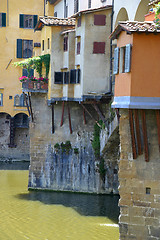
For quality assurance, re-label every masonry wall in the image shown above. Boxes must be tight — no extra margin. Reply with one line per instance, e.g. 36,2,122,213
0,113,30,161
28,93,119,194
119,109,160,240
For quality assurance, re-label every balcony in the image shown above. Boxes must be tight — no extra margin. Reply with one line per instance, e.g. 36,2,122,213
22,79,48,93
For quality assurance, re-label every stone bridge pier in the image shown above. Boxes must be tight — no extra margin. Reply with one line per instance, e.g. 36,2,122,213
118,109,160,240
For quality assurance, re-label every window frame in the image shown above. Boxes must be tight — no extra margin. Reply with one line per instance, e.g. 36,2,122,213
0,93,3,106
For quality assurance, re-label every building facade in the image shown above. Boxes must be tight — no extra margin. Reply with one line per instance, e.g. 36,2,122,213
0,0,43,161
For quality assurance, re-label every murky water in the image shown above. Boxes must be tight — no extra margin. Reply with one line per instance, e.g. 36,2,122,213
0,163,119,240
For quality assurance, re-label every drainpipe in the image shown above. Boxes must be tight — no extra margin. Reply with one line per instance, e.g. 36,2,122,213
44,0,46,16
109,0,114,95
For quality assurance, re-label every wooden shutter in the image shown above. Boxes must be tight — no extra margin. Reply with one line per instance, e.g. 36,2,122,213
94,15,106,26
124,44,132,73
33,15,38,28
55,72,63,84
64,72,69,84
76,69,80,84
19,14,24,28
93,42,105,54
70,69,76,84
17,39,22,58
113,47,119,75
2,13,6,27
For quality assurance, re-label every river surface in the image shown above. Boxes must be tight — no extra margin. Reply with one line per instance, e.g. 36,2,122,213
0,162,119,240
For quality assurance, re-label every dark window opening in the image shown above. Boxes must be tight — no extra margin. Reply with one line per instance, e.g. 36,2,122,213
54,12,57,17
64,37,68,52
55,72,63,84
19,14,38,29
0,13,6,27
88,0,91,8
0,93,3,106
9,96,12,100
74,0,79,13
14,114,29,128
42,40,44,51
77,17,81,27
64,72,69,84
48,38,50,49
17,39,33,58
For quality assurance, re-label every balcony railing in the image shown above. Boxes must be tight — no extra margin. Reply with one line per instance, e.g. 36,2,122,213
22,80,48,92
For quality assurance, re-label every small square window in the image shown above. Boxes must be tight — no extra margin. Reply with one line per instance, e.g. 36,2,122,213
9,96,12,99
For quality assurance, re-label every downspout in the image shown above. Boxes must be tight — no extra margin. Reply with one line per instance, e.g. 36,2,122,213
109,0,114,94
44,0,46,16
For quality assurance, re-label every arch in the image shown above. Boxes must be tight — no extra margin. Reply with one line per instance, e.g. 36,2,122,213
115,8,129,28
14,94,20,106
134,0,150,21
20,93,25,106
14,113,29,128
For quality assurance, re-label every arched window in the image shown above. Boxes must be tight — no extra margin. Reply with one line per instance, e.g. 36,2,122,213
20,93,25,106
14,95,20,106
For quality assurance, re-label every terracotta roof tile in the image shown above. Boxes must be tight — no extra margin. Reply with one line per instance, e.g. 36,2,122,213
110,21,160,39
35,17,75,30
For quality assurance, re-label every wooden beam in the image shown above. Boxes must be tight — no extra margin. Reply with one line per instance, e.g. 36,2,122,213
141,110,149,162
134,109,142,155
81,103,101,127
52,103,54,134
156,110,160,152
60,101,65,127
129,109,137,159
83,109,86,125
28,92,34,122
23,92,31,116
92,103,106,124
67,103,72,134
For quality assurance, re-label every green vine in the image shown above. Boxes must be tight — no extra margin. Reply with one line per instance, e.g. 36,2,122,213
154,2,160,25
13,54,50,78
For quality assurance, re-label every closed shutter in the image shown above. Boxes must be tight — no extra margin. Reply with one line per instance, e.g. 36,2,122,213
2,13,6,27
17,39,22,58
70,69,76,84
77,69,80,83
64,72,69,84
93,42,105,54
94,15,106,26
124,44,132,73
33,15,38,28
23,69,28,76
19,14,24,28
77,42,80,54
113,47,119,75
55,72,63,84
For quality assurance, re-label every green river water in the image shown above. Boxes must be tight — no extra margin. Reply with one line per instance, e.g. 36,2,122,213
0,163,119,240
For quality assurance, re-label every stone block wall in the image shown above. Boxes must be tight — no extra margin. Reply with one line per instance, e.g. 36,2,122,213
28,93,119,194
119,109,160,240
0,113,30,161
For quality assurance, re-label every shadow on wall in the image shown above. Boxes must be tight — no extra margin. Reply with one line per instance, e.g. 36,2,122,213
15,190,120,223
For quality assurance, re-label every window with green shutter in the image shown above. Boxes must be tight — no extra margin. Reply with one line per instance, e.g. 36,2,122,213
17,39,33,58
19,14,38,29
0,13,6,27
124,44,132,73
113,47,119,75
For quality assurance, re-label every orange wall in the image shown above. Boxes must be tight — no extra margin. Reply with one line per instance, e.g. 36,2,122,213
115,31,160,98
131,33,160,97
114,32,133,97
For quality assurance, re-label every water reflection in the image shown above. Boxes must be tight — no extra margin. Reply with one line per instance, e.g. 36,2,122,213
16,191,119,222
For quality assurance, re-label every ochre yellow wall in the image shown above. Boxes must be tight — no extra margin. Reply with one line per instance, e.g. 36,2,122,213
0,0,44,117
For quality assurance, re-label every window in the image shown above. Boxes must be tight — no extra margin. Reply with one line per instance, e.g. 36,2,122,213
42,40,44,51
14,113,29,128
17,39,33,58
93,42,105,54
22,68,34,77
54,70,80,84
88,0,91,8
77,17,81,27
0,93,3,106
77,42,80,55
14,94,27,107
0,13,6,27
94,15,106,26
113,44,132,75
74,0,79,13
64,0,68,18
64,37,68,52
48,38,50,49
19,14,38,29
54,12,57,17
